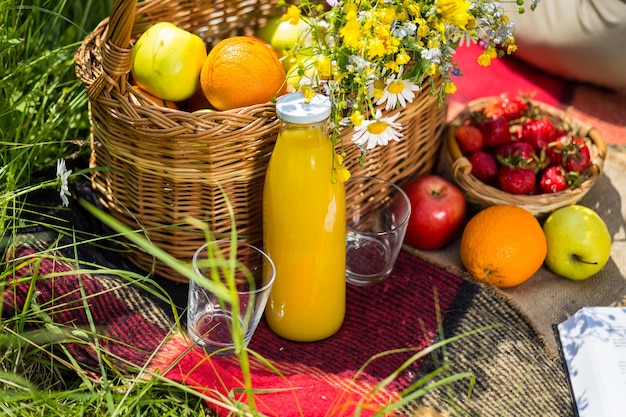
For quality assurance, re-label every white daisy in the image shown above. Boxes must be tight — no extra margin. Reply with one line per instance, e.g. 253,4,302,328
376,68,421,111
351,110,403,150
56,159,72,207
451,31,477,48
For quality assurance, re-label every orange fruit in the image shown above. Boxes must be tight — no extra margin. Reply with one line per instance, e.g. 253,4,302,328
200,36,287,111
459,205,547,288
130,85,179,109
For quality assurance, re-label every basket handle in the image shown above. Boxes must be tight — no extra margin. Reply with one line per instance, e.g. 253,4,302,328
588,127,606,176
86,0,137,101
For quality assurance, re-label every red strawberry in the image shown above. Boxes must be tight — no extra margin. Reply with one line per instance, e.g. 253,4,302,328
562,137,591,173
494,141,536,161
521,117,557,151
483,93,529,122
455,125,483,153
495,141,544,174
478,115,512,148
539,166,568,193
467,151,498,184
547,135,592,172
498,166,536,195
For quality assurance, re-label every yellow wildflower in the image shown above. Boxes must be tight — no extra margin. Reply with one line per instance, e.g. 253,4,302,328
316,55,332,79
340,17,361,49
301,85,316,101
370,79,386,100
477,52,492,66
396,52,411,66
416,19,430,37
385,61,400,73
368,37,388,59
343,2,358,19
405,3,421,17
443,81,457,94
282,5,301,25
505,37,518,54
436,0,472,30
350,110,364,127
333,153,351,183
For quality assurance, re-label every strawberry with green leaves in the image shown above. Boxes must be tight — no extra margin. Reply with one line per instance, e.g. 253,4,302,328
494,141,536,162
497,148,537,194
548,135,592,173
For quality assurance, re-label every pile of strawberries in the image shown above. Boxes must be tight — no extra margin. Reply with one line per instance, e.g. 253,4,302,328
454,93,593,195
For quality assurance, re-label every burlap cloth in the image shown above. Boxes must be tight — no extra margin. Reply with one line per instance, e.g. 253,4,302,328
410,146,626,355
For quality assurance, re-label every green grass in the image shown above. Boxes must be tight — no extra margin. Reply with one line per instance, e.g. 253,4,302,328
0,1,214,415
0,1,479,415
1,0,113,236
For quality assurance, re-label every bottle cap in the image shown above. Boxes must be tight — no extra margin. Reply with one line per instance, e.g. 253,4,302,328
275,92,331,124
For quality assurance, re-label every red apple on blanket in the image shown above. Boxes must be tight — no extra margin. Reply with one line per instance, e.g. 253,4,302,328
542,205,612,280
402,175,467,250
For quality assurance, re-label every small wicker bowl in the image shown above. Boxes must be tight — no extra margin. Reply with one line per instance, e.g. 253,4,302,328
444,97,607,216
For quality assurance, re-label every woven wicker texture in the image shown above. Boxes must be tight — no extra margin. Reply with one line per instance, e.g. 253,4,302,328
444,97,607,216
75,0,447,281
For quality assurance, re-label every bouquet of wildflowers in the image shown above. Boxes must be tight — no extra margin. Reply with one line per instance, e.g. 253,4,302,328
281,0,540,161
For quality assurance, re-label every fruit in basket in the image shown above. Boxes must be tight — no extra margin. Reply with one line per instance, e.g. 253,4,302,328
454,125,483,153
549,135,592,173
496,144,538,194
467,151,498,184
130,85,179,109
521,117,557,151
200,36,287,111
453,93,598,197
402,175,466,251
256,16,309,67
498,165,536,195
539,166,568,193
187,86,214,112
542,205,612,281
482,92,528,122
477,115,511,148
131,22,207,102
460,205,547,288
494,141,537,162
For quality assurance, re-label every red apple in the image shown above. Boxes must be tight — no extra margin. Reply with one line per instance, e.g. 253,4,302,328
402,175,467,250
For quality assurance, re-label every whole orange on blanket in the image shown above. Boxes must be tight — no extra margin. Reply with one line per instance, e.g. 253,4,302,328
460,205,547,288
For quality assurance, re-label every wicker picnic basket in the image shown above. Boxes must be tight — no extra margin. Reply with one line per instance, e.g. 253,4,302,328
444,97,607,217
74,0,447,282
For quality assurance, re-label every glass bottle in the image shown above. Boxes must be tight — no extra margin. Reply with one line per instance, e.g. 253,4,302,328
263,92,346,341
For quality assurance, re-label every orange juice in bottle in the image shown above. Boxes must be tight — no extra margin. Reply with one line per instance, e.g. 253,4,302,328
263,92,346,341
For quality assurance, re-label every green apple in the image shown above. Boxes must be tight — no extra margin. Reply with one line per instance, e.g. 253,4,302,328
131,22,207,102
256,16,309,69
542,205,612,280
